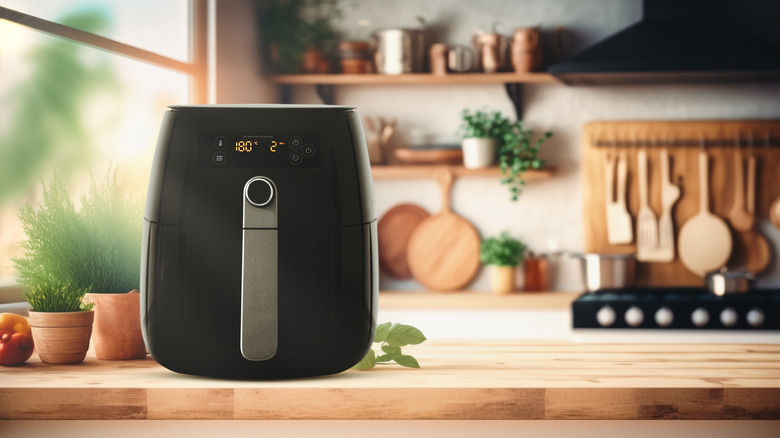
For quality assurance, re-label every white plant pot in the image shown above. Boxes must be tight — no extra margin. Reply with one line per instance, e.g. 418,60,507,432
461,137,496,169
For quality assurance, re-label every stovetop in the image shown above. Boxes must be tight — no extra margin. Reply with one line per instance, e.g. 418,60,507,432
572,288,780,330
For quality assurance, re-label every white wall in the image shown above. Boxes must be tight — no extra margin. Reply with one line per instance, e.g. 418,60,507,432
220,0,780,291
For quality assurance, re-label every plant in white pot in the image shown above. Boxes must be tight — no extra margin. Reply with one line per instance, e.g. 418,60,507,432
458,109,509,169
480,232,526,294
14,169,145,361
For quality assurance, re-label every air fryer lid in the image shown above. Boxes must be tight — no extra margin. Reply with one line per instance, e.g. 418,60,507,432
145,105,375,229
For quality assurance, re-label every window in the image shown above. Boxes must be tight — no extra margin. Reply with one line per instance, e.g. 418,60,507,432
0,0,207,282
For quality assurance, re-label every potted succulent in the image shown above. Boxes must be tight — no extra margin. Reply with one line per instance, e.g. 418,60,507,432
480,232,526,294
498,121,552,201
13,170,145,361
458,109,510,169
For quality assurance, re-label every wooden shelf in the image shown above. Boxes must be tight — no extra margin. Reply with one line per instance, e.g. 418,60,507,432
2,341,778,420
271,72,559,86
379,291,576,310
370,165,555,180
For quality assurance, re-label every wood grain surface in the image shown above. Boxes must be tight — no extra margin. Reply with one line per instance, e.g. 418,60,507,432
377,203,430,278
1,341,779,420
583,120,780,286
406,169,481,291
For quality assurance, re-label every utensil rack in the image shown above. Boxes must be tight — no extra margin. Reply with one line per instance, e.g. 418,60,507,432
583,120,780,287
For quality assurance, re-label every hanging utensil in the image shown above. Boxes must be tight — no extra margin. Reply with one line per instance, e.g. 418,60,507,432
678,143,733,277
728,131,770,273
605,150,633,245
728,133,753,232
642,147,680,262
636,147,659,261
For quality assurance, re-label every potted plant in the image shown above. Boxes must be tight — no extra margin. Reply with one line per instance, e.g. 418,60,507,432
13,170,145,361
23,281,93,365
480,232,526,294
458,109,509,169
499,121,552,201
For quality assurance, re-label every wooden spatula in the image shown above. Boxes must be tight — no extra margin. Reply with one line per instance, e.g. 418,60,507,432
678,150,733,276
636,148,659,261
641,148,680,262
605,151,633,245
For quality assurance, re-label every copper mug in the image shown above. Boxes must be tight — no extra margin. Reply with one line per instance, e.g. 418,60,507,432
511,27,542,72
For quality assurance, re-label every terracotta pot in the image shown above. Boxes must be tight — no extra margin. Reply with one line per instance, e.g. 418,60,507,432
490,266,516,294
86,290,147,360
28,310,94,365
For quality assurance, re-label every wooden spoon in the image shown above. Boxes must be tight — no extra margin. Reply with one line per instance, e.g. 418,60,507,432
727,142,753,232
729,149,770,273
678,150,733,277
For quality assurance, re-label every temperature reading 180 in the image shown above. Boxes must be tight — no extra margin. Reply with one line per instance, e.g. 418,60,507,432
235,141,256,152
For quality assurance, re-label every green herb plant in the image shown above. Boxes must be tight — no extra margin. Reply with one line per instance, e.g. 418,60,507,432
257,0,343,73
23,281,93,313
458,109,510,139
13,168,142,304
480,232,526,267
353,322,427,370
499,121,552,201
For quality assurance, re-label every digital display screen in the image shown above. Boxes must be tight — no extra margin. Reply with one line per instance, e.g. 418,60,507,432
198,132,321,168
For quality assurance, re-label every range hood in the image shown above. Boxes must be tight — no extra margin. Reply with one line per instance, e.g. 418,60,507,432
549,0,780,85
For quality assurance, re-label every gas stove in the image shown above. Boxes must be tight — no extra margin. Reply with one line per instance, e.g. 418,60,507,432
572,288,780,330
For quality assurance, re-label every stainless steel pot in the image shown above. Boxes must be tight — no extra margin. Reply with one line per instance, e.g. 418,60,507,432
574,253,636,292
706,270,754,296
372,29,425,75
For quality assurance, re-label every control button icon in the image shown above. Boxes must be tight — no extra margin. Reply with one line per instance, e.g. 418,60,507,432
289,137,302,149
213,152,226,165
214,136,227,149
289,151,303,165
302,143,315,157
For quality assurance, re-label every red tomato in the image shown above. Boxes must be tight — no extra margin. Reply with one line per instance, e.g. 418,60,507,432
0,330,34,365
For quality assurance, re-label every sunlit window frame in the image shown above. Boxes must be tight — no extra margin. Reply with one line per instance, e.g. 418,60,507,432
0,0,208,104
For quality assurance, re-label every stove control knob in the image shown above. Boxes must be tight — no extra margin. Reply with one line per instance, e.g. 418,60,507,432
746,308,765,328
720,307,738,327
691,307,709,327
596,306,616,327
654,307,674,327
624,306,644,327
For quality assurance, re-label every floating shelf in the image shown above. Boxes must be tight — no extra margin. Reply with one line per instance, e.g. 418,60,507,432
271,72,559,86
370,165,555,180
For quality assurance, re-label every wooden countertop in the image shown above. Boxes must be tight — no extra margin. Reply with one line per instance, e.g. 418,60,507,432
378,291,576,309
1,341,778,420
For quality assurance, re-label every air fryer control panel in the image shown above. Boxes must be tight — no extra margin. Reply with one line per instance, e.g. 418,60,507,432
198,132,321,168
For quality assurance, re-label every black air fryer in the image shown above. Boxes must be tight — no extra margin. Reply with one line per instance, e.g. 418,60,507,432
141,104,377,378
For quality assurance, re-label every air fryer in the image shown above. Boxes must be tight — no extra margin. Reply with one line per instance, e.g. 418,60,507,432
141,104,377,378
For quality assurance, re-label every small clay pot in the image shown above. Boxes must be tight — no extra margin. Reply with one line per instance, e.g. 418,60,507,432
86,290,147,360
490,266,516,294
28,310,94,365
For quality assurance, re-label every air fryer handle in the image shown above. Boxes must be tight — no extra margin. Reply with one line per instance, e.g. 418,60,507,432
241,176,279,361
240,229,278,361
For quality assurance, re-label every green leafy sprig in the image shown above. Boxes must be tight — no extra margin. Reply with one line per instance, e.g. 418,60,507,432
499,121,552,201
353,322,427,370
480,232,526,267
458,109,510,139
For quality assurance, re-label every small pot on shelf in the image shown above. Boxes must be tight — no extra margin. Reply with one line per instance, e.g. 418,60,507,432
461,137,496,169
490,265,516,294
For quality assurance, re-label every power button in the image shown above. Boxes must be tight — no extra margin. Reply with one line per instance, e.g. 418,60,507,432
245,177,274,207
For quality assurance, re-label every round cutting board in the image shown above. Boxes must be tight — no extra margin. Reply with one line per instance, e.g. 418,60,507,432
377,203,430,279
406,169,481,291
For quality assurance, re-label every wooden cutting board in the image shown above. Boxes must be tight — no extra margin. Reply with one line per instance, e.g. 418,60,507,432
406,168,481,291
377,203,430,279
